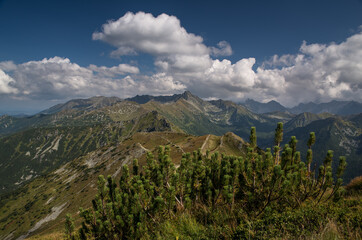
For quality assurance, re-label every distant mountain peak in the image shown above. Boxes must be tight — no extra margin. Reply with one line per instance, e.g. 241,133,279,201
126,91,201,104
178,91,204,103
180,90,194,99
267,100,279,104
209,99,238,110
290,100,362,115
40,96,123,114
242,98,287,114
182,90,192,95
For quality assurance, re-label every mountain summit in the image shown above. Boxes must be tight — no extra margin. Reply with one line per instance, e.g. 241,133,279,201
0,91,360,197
242,98,362,115
242,99,288,114
126,90,200,104
290,100,362,115
40,96,123,115
0,91,361,239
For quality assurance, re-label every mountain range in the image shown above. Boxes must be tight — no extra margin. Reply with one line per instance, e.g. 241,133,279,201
242,98,362,115
0,91,361,239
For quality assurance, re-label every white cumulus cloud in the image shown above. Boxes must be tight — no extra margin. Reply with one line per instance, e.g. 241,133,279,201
93,12,209,57
210,41,233,57
93,12,231,76
0,56,185,101
0,69,18,94
1,12,362,109
257,32,362,105
89,63,140,77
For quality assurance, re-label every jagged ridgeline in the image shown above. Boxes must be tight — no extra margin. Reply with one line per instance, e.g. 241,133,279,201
0,92,361,239
0,92,361,192
64,124,356,240
0,103,173,195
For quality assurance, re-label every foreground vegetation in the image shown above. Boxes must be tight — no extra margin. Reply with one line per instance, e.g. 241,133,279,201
64,123,361,239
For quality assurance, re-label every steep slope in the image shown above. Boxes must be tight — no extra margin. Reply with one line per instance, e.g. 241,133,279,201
128,91,282,138
290,100,362,115
348,113,362,129
241,99,362,116
0,131,248,240
143,93,280,142
128,91,281,136
130,92,362,170
144,98,228,136
285,117,361,183
126,93,179,104
39,96,123,115
0,91,362,193
0,110,173,195
261,111,295,122
214,100,278,136
0,115,21,136
284,112,335,131
0,97,124,137
0,92,361,239
242,99,288,113
126,90,198,104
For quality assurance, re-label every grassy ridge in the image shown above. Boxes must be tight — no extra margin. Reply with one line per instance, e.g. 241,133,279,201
61,138,360,240
0,111,172,195
0,132,247,239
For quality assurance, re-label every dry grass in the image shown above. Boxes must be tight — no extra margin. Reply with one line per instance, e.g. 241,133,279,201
345,175,362,196
27,231,64,240
308,221,341,240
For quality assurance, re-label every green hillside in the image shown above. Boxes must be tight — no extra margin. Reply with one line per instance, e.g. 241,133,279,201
0,110,173,195
0,131,248,239
0,92,360,189
284,112,335,131
0,92,361,239
285,117,361,183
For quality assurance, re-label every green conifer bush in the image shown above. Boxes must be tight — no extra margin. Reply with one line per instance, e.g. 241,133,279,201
66,123,354,239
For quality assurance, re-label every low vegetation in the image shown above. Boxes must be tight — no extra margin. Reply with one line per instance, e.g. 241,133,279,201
64,123,361,239
345,176,362,196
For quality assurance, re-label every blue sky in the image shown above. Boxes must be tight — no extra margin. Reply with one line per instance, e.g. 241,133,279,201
0,0,362,114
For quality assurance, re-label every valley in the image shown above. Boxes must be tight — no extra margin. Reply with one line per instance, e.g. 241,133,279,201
0,91,361,239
